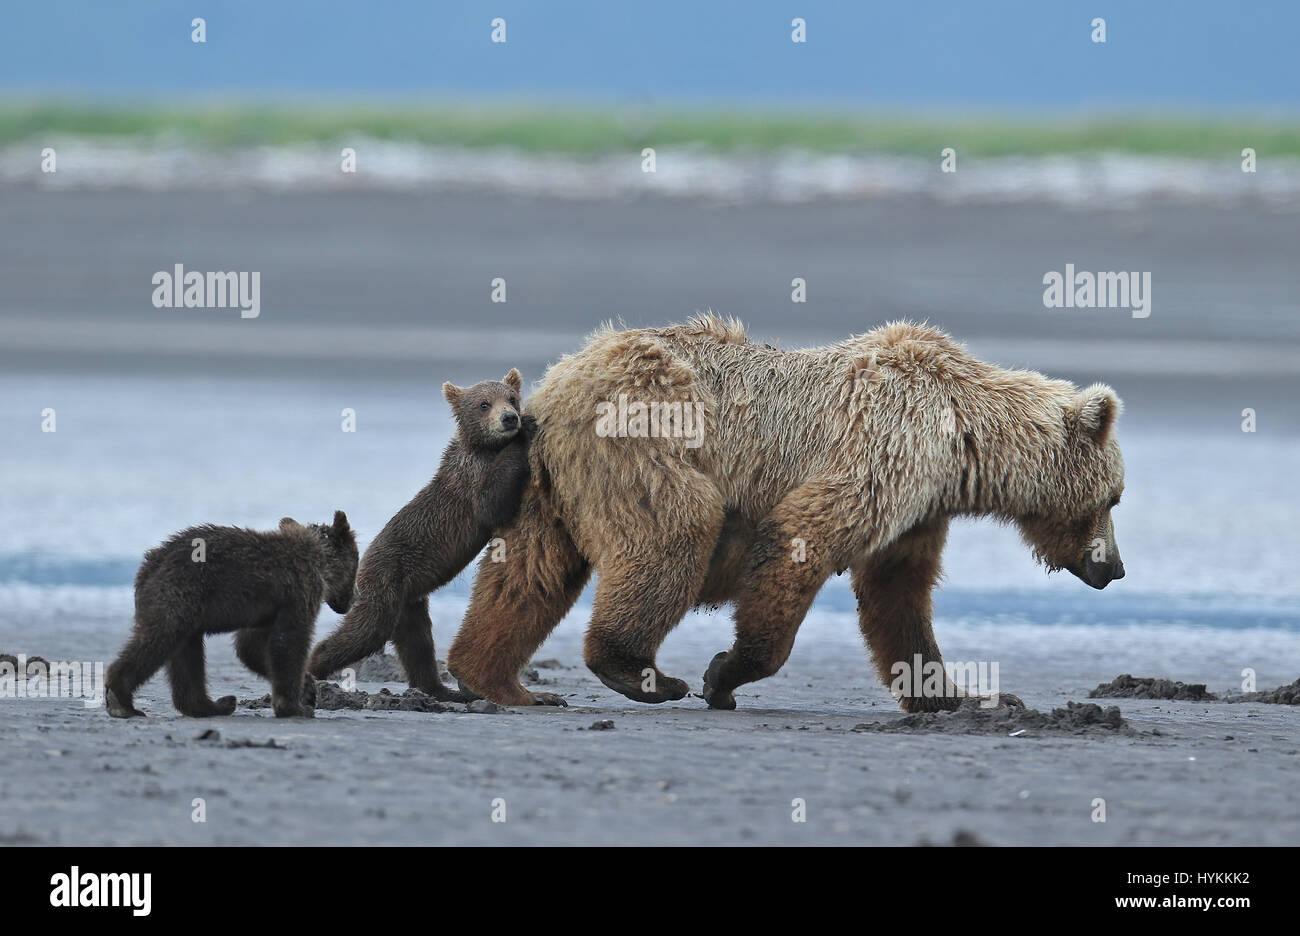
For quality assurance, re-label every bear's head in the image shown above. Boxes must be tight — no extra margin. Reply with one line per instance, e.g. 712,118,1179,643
282,511,359,613
1015,384,1126,590
442,369,525,449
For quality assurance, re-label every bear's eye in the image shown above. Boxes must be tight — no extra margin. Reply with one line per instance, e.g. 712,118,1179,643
479,401,490,410
510,397,518,407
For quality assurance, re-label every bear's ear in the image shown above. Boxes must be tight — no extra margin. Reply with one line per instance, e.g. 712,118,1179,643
502,368,523,393
442,381,463,406
279,517,302,532
332,510,350,537
1075,384,1122,443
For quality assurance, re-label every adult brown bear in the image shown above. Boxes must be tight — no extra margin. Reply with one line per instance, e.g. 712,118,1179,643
447,315,1125,711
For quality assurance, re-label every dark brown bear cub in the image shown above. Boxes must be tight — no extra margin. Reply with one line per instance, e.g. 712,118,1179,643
105,512,358,719
308,370,533,700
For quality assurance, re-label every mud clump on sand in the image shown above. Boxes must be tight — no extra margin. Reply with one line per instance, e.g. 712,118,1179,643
1090,674,1217,701
320,653,540,687
354,653,407,682
854,699,1131,736
195,728,286,749
1091,673,1300,705
240,682,506,714
1226,677,1300,705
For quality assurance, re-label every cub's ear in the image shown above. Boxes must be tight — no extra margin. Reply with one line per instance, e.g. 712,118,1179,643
332,510,351,537
442,382,463,406
502,368,523,393
1076,384,1122,443
279,517,302,532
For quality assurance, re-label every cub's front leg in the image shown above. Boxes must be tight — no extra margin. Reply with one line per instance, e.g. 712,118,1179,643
477,427,533,530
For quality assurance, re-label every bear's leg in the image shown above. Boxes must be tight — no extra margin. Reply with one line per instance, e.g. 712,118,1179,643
850,517,1018,712
584,489,724,703
307,585,398,681
267,608,316,718
702,481,846,709
104,616,185,718
237,627,316,708
393,595,474,702
583,551,707,703
233,627,271,677
448,490,591,706
167,633,237,717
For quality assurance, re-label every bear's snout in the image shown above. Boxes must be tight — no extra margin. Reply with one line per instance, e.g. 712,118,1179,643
500,410,519,431
1076,553,1125,589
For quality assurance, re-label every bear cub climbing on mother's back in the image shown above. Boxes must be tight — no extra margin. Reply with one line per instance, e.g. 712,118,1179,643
308,369,535,700
105,511,358,719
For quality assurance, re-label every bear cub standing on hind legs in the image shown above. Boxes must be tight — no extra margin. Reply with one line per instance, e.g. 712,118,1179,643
105,511,359,719
308,369,534,700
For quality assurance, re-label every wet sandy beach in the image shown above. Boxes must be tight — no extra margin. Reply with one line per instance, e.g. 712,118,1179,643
1,190,1296,846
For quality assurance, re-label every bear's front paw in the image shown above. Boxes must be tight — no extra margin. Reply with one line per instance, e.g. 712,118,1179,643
702,652,737,710
212,695,238,716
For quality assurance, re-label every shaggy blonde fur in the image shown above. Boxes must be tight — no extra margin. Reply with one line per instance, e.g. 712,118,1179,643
447,315,1126,710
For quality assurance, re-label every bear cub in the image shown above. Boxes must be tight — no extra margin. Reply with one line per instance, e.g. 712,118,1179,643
308,369,534,699
105,511,358,719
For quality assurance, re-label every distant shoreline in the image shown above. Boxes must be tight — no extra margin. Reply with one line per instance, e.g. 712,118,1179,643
5,102,1300,157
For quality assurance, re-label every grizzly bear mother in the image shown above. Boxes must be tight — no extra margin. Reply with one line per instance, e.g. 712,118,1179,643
447,315,1126,710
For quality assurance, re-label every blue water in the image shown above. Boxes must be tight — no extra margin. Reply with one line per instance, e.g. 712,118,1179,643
3,0,1298,112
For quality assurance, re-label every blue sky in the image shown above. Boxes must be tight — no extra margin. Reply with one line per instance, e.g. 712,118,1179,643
2,0,1297,113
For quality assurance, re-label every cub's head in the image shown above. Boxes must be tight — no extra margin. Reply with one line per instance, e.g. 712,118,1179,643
281,510,358,613
1015,384,1126,590
442,368,525,449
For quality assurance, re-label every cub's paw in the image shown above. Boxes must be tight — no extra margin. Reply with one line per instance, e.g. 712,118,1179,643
701,652,737,711
105,688,146,719
301,675,317,709
272,700,313,718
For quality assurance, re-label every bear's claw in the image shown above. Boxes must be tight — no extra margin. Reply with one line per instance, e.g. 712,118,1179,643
528,691,568,707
